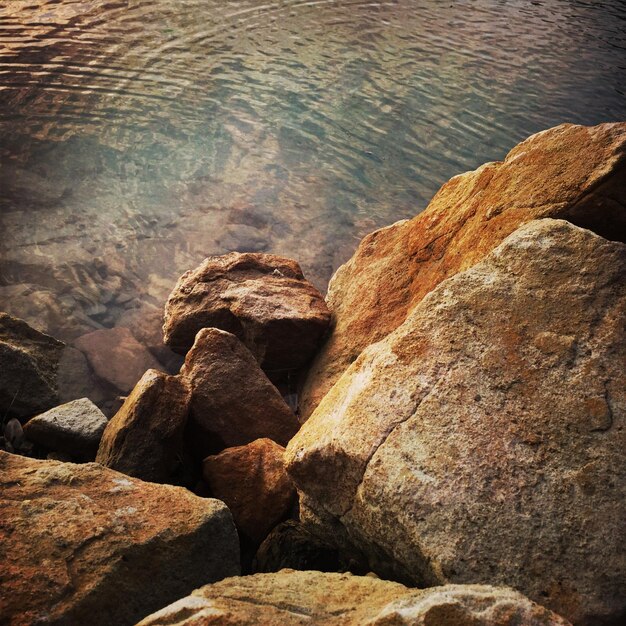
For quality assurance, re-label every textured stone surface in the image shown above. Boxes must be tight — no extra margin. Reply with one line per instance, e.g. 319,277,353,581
181,328,299,456
202,438,296,543
0,451,239,626
287,220,626,625
23,397,107,460
0,312,64,419
300,122,626,418
163,252,331,372
74,326,162,393
137,570,570,626
96,369,190,483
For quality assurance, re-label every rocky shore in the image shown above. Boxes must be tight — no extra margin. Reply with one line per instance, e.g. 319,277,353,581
1,122,624,626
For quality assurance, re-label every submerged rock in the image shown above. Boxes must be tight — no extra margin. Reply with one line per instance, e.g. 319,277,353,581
181,328,299,456
137,570,571,626
162,252,330,373
299,122,626,419
23,397,107,461
0,451,239,626
0,312,64,419
202,438,296,543
286,220,626,625
96,370,190,483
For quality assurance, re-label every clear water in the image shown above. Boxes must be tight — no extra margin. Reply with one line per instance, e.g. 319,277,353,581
1,0,625,406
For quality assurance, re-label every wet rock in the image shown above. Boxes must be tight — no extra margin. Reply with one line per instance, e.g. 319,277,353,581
287,220,626,626
181,328,299,456
136,570,571,626
0,312,65,419
299,122,626,419
202,438,296,543
96,369,190,483
163,252,331,372
74,326,163,394
0,451,239,626
57,346,106,406
23,397,107,461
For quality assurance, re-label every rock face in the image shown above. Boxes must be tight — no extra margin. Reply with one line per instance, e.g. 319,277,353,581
286,220,626,626
74,326,162,394
0,312,64,419
162,252,331,372
0,451,239,626
137,570,571,626
23,397,108,461
299,122,626,419
96,370,191,483
202,438,296,543
181,328,300,456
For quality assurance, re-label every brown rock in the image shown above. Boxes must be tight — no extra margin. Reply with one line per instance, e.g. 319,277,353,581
137,570,571,626
0,312,65,419
96,370,190,483
0,451,239,626
181,328,300,456
286,220,626,626
163,252,331,372
74,326,163,394
202,438,296,543
299,122,626,418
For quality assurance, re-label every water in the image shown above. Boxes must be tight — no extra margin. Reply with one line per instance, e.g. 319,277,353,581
1,0,625,408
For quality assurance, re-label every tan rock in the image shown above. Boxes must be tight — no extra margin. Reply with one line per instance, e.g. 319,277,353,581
181,328,300,456
74,326,162,393
163,252,330,372
202,438,296,543
286,220,626,626
96,370,190,483
0,451,239,626
137,570,571,626
299,122,626,418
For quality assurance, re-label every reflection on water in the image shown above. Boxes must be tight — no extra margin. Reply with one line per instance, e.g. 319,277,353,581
1,0,625,407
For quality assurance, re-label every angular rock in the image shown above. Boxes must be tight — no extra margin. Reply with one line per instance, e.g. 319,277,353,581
96,370,190,483
23,397,108,461
300,122,626,418
0,312,64,419
137,571,571,626
202,438,296,543
74,326,162,394
181,328,299,456
163,252,331,372
287,220,626,626
0,451,239,626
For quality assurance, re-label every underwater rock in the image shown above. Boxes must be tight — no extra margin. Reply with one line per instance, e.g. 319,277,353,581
162,252,330,373
23,397,107,461
202,438,296,544
96,370,190,483
136,570,571,626
286,220,626,625
0,451,239,626
299,122,626,419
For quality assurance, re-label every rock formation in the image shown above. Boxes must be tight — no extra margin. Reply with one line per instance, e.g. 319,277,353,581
299,122,626,419
137,570,571,626
162,252,330,373
286,220,626,625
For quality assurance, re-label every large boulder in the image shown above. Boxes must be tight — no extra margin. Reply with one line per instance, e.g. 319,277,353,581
23,397,107,461
181,328,300,456
96,369,190,483
0,451,239,626
286,220,626,626
299,122,626,419
162,252,331,372
137,570,570,626
0,312,64,419
202,438,296,543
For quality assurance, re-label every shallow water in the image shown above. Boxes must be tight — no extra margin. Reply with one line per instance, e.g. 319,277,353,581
1,1,625,407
